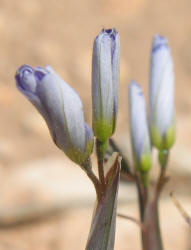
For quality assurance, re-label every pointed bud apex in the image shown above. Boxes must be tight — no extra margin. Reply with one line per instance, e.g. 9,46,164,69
150,35,175,150
15,65,94,165
129,81,152,172
92,28,120,142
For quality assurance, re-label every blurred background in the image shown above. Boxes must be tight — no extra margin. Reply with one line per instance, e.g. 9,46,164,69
0,0,191,249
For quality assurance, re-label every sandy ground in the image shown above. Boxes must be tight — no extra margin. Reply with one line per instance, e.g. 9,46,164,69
0,0,191,249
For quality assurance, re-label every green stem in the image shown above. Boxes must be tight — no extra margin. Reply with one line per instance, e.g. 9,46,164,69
158,150,169,169
136,172,148,214
156,150,169,197
141,171,150,188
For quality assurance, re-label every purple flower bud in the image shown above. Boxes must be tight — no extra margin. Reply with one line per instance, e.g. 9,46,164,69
129,81,152,172
15,65,94,165
92,28,120,142
150,35,175,150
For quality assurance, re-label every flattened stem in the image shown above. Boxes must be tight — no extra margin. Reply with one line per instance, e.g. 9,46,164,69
85,155,121,250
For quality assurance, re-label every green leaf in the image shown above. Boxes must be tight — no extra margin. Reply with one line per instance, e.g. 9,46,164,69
85,155,121,250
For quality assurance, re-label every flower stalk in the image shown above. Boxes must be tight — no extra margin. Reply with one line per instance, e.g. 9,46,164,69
96,139,107,187
128,34,175,250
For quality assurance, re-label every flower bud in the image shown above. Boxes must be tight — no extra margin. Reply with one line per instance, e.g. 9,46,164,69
150,35,175,150
129,81,152,172
92,28,120,142
15,65,94,165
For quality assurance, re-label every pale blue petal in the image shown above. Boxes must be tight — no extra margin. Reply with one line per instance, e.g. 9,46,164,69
129,81,151,159
150,34,175,135
37,69,86,153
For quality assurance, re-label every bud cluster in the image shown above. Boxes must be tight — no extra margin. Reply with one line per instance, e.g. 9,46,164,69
129,34,175,173
15,28,120,167
15,28,176,250
15,30,175,174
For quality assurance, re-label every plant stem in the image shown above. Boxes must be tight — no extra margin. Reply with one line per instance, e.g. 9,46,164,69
82,158,103,202
96,139,107,187
170,192,191,227
156,159,168,198
136,172,148,221
141,198,163,250
136,156,168,250
118,213,145,231
141,150,169,250
137,183,163,250
85,155,121,250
